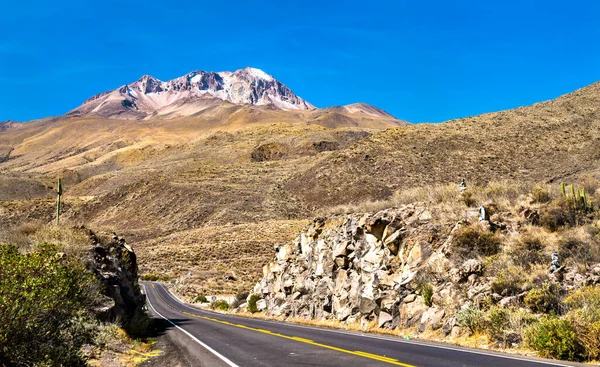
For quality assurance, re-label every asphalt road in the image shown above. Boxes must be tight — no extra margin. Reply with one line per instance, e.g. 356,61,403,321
142,282,583,367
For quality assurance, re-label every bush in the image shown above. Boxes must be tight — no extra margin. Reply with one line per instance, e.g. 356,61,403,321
557,229,600,267
531,186,552,204
564,286,600,360
211,300,230,311
194,295,209,303
231,292,249,309
451,225,502,261
525,316,582,361
510,234,546,270
540,199,579,232
418,281,434,307
487,306,537,345
141,273,160,281
524,282,561,314
456,305,485,334
0,244,101,366
248,294,260,313
491,266,527,297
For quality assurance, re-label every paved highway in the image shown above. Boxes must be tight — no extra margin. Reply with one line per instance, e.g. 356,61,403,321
142,282,582,367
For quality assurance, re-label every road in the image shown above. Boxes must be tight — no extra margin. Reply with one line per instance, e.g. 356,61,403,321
142,282,582,367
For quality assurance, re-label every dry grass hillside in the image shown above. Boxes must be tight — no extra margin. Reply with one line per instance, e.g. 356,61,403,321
1,82,600,295
0,103,403,294
287,81,600,210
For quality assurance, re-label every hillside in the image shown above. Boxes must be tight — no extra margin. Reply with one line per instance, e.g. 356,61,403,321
1,78,600,297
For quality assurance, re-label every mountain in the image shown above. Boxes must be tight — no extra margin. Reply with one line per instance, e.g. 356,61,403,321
5,69,599,297
67,67,316,119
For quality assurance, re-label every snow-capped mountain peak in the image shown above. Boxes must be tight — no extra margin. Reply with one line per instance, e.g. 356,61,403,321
68,67,315,119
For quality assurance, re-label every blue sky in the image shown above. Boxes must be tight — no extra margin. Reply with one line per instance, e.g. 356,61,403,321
1,0,599,123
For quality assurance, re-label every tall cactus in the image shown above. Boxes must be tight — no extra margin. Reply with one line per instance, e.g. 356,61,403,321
56,178,62,225
560,182,593,212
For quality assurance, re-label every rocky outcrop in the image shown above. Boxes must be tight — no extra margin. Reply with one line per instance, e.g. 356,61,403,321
251,204,600,337
86,229,145,326
251,204,460,331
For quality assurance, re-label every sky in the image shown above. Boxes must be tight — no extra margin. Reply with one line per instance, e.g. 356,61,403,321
1,1,600,123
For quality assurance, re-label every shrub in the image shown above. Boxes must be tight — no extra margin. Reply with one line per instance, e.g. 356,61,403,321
451,225,502,261
491,265,527,297
456,305,485,334
194,295,209,303
461,191,476,207
564,286,600,360
524,282,561,314
0,244,101,366
211,300,230,311
248,294,260,313
557,229,600,267
510,234,545,270
540,198,579,231
231,292,249,309
418,281,434,307
531,186,552,204
525,316,582,361
487,306,510,341
487,306,538,345
141,273,160,281
126,308,152,338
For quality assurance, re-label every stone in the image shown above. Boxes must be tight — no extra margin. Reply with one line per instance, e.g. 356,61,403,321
451,326,461,338
334,256,349,269
403,294,417,303
359,297,376,314
334,269,348,293
499,296,518,308
378,311,393,328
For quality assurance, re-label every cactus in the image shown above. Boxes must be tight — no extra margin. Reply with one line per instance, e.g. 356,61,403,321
560,182,593,213
56,178,62,225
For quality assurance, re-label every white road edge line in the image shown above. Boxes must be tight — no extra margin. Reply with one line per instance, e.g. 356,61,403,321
142,284,240,367
153,283,574,367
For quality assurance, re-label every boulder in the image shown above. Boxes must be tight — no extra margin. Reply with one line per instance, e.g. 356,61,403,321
378,311,393,328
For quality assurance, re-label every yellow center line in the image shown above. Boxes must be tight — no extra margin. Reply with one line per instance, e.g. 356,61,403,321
149,283,415,367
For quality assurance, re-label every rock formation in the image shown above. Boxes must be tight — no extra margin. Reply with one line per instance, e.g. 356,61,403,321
251,204,600,336
86,229,146,326
251,204,459,331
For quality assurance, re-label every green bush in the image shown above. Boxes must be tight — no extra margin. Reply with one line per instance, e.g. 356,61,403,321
456,305,485,334
141,273,160,281
525,316,582,361
451,225,502,261
486,306,537,345
248,294,260,313
418,281,434,307
195,294,209,303
564,286,600,360
491,266,527,297
211,300,230,311
0,244,101,366
524,282,561,314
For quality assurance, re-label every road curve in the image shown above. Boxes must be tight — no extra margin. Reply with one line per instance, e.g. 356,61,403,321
142,282,582,367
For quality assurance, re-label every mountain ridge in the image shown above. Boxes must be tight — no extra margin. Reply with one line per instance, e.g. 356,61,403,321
67,67,317,120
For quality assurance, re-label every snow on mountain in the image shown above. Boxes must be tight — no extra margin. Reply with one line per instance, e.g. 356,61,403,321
68,67,315,119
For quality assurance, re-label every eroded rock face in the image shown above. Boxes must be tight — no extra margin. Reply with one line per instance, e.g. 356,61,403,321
87,230,145,326
251,204,457,330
